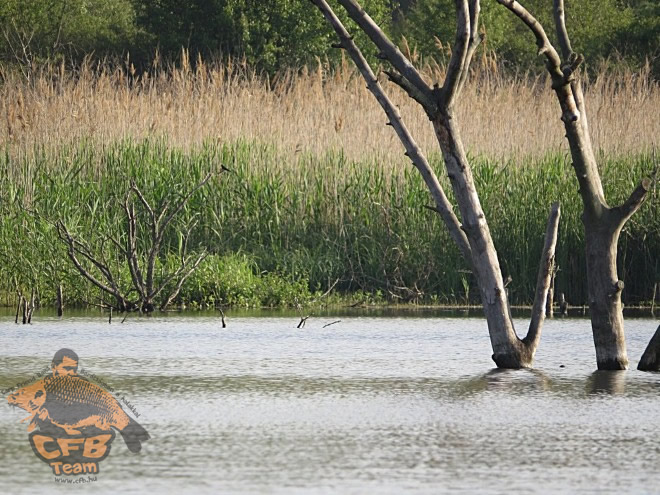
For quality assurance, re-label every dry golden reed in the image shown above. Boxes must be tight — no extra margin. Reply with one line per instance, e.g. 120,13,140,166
1,53,658,164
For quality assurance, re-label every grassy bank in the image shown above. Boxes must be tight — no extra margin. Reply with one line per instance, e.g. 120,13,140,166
1,61,657,309
0,140,657,309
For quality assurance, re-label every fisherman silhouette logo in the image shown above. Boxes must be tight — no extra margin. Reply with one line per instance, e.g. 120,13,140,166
6,349,150,476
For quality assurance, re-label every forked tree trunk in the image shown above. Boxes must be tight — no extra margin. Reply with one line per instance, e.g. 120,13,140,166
311,0,560,368
496,0,654,370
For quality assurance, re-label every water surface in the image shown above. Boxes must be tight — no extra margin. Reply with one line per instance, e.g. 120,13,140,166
1,312,659,494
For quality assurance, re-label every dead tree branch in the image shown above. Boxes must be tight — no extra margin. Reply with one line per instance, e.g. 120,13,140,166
442,0,471,107
523,202,561,350
56,220,130,310
310,0,470,261
56,174,215,313
313,0,562,369
335,0,435,106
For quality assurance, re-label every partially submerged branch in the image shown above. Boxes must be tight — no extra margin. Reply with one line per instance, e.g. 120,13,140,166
297,315,310,329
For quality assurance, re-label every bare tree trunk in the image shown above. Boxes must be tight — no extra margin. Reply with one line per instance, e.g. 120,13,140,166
432,114,521,367
585,221,628,368
496,0,654,370
638,325,660,371
311,0,561,368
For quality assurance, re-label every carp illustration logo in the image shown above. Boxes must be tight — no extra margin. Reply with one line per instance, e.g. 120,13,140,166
6,348,150,477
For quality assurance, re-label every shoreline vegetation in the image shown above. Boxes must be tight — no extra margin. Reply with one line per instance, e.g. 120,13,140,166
1,61,658,311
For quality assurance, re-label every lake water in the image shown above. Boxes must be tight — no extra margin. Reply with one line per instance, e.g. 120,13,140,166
1,310,659,494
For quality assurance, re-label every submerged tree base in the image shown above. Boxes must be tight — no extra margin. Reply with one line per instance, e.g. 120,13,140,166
638,325,660,372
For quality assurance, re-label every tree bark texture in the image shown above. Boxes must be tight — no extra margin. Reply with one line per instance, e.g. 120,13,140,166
495,0,654,370
311,0,561,368
432,115,518,366
584,218,628,369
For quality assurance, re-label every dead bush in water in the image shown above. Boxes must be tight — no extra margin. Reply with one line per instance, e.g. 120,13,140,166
55,173,218,313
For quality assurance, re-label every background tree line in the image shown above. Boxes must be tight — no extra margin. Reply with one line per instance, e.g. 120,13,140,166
1,0,658,77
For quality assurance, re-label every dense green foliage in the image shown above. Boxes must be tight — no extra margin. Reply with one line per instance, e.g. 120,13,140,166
131,0,394,72
0,0,138,64
0,140,657,309
0,0,395,73
0,1,657,76
397,0,653,71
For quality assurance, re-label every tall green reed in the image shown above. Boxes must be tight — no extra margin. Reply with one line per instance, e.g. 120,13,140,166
0,139,656,308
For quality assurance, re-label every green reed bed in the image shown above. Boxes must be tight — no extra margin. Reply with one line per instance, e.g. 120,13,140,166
0,139,657,309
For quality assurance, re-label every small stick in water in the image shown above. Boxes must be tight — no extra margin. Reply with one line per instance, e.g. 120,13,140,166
322,320,341,328
57,284,64,317
22,297,28,324
27,289,35,324
219,308,227,328
108,307,113,324
558,293,569,315
297,315,310,329
15,295,21,324
546,266,557,318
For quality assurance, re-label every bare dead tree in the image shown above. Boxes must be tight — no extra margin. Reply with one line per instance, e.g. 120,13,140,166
1,19,36,81
496,0,656,370
310,0,560,368
56,173,214,313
